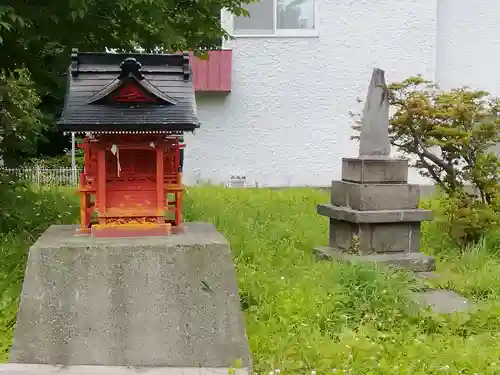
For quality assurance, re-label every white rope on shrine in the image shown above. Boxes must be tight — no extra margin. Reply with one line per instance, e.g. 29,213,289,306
110,144,122,177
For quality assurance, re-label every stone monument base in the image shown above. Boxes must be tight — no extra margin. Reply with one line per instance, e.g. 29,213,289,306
314,246,435,272
9,223,251,371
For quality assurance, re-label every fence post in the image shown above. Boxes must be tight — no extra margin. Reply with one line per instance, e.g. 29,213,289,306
35,165,41,187
71,132,77,186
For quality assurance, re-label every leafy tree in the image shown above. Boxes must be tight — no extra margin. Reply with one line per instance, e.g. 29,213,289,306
0,68,43,165
0,0,251,163
351,76,500,246
385,77,500,204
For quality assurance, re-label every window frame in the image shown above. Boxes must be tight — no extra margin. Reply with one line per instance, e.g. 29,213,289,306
230,0,319,38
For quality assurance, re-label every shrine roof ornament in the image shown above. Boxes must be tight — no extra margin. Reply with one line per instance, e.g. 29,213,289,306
86,57,179,105
57,49,200,133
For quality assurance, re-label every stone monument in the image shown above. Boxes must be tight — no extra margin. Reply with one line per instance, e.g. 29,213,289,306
315,68,435,272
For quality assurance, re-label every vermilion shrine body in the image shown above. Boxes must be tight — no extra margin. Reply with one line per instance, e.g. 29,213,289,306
58,50,200,237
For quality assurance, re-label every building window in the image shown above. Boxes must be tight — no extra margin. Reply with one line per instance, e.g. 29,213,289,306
233,0,316,37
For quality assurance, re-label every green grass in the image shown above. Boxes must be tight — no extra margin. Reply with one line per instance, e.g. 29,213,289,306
1,185,500,374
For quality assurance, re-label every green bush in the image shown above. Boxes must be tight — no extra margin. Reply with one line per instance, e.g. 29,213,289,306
435,193,499,246
23,144,84,169
0,68,44,166
0,174,79,235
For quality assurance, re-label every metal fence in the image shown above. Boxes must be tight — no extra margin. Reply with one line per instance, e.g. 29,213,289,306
1,167,82,187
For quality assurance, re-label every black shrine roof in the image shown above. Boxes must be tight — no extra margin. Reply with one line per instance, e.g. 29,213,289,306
57,49,200,133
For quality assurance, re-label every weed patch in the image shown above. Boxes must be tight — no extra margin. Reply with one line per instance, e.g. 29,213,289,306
0,185,499,373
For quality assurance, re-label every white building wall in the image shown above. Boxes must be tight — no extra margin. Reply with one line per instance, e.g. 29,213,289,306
436,0,500,94
184,0,438,187
435,0,500,157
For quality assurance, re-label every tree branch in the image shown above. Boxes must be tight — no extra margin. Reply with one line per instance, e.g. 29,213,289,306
414,136,456,180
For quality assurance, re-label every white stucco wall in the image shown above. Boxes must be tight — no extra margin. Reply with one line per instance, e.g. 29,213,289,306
437,0,500,156
436,0,500,94
184,0,438,187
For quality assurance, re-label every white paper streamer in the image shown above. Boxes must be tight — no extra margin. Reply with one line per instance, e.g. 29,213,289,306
111,144,122,177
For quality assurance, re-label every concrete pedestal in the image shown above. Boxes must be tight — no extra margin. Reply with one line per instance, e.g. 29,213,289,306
9,223,251,371
0,364,249,375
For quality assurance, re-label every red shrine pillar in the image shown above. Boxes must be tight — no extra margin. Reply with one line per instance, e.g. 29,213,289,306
175,141,183,226
156,145,165,224
78,140,90,233
96,146,107,225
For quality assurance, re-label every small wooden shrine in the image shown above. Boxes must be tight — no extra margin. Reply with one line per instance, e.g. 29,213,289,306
58,49,200,237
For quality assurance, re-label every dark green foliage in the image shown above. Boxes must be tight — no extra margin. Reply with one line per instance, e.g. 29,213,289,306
0,69,43,165
0,0,253,163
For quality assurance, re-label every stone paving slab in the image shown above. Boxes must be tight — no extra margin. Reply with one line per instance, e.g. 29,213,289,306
415,273,473,314
0,364,249,375
417,289,473,314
